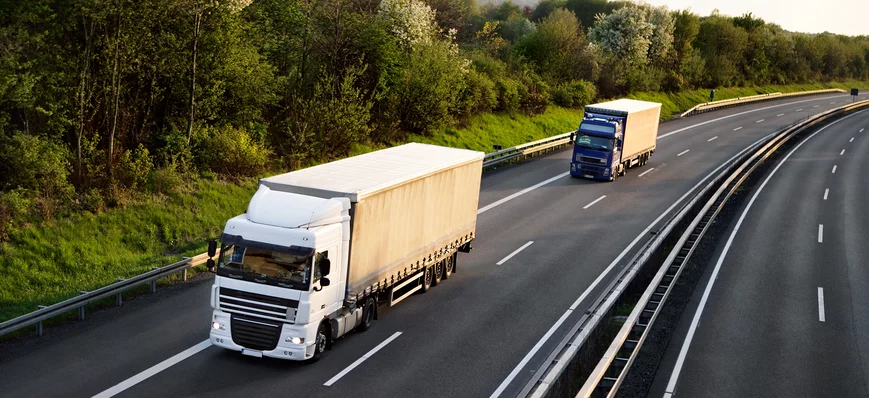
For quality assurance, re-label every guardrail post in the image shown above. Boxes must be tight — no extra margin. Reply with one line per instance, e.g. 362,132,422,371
182,268,188,281
150,267,158,293
116,278,124,306
79,291,87,320
36,305,46,336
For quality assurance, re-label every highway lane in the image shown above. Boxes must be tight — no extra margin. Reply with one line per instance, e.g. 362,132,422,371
650,109,869,397
0,91,864,398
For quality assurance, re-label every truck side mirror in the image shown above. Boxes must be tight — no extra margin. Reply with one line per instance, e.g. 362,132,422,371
320,259,331,276
569,132,575,143
320,278,331,287
207,258,216,272
207,239,217,258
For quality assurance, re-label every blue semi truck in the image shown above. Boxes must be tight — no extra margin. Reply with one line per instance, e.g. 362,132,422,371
569,99,662,181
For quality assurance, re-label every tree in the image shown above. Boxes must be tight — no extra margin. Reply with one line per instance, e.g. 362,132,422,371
518,8,597,83
589,5,653,67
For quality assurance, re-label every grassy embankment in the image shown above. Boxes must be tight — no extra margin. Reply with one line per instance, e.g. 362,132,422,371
2,80,866,323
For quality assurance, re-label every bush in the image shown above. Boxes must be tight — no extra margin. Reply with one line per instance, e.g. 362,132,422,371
0,188,32,241
456,69,498,119
118,144,154,190
519,78,550,116
0,132,74,221
552,80,598,108
195,126,272,178
495,77,521,113
80,188,105,213
151,163,185,196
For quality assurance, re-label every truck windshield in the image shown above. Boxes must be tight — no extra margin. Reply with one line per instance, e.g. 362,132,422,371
575,134,614,151
217,244,312,290
579,122,615,135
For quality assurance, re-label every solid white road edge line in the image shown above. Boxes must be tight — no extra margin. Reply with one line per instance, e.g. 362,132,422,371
496,241,534,266
662,108,868,397
92,339,212,398
818,287,826,322
324,332,403,386
489,132,778,398
583,195,607,209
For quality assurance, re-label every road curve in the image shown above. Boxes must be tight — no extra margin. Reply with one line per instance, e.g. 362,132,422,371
650,108,869,397
0,91,866,398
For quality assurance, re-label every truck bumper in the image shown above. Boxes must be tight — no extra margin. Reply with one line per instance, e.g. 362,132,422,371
570,162,610,181
209,310,315,361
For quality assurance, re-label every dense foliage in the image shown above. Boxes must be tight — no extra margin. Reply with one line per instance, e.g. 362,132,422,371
2,0,868,239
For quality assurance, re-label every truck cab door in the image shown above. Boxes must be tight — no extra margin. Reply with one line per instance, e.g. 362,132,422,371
310,249,341,319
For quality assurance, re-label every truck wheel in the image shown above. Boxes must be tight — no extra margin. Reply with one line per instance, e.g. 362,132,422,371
432,260,443,286
358,298,376,332
310,322,328,362
420,267,432,293
443,254,454,280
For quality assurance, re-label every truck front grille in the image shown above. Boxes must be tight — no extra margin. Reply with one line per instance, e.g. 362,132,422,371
231,314,281,351
578,164,606,174
579,155,606,164
218,287,298,323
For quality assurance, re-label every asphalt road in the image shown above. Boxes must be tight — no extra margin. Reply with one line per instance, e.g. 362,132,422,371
1,92,866,398
650,108,869,397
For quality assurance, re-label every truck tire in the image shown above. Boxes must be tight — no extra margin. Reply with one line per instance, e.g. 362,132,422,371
443,253,454,279
419,267,432,293
358,298,376,332
432,259,443,286
310,322,328,362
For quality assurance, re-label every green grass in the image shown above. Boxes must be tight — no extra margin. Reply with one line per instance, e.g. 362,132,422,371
3,79,867,323
630,80,869,120
0,178,256,322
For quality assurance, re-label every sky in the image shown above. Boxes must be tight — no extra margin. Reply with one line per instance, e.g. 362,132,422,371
482,0,868,36
642,0,868,36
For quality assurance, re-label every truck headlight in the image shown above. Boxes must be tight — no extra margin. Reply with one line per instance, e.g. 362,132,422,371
212,321,225,330
604,168,610,176
285,336,304,344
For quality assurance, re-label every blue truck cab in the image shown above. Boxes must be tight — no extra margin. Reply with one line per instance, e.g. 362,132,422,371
569,99,662,182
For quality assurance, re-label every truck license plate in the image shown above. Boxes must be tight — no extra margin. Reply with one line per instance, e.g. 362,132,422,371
241,349,263,358
584,174,593,179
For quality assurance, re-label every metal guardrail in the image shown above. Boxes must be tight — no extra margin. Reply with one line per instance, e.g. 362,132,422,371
0,250,220,338
679,88,846,117
519,99,869,398
483,132,574,168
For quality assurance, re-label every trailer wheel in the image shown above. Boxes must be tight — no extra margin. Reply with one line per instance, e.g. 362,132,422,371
310,322,328,362
432,260,443,286
443,253,454,280
358,298,376,332
420,267,432,293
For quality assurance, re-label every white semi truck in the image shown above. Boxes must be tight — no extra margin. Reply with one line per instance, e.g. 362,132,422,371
206,143,483,361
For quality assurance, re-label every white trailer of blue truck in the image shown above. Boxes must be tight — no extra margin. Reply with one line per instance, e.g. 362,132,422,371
205,143,483,361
